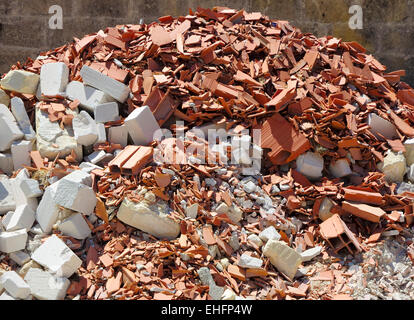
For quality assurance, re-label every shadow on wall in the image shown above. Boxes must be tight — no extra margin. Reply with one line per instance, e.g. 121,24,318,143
0,0,413,85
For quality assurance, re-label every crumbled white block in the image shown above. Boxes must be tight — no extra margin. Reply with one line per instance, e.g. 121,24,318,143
66,81,115,113
24,268,70,300
39,62,69,97
58,213,91,240
0,178,16,214
31,235,82,278
404,138,414,167
108,125,128,147
62,169,92,187
0,89,10,106
10,97,36,141
94,102,119,123
79,162,102,173
0,271,30,299
247,234,263,247
9,251,30,266
85,150,110,165
10,169,38,212
186,203,199,219
0,153,13,175
237,253,263,269
0,291,15,300
36,182,60,233
72,111,98,146
96,123,107,144
263,240,302,280
0,70,40,95
80,65,130,103
259,226,281,243
2,205,35,231
329,159,352,178
0,117,24,152
53,179,97,215
408,164,414,183
125,106,161,146
11,140,32,171
35,103,83,161
0,103,17,123
296,152,324,180
368,113,398,140
301,246,323,262
380,151,407,183
19,179,42,198
0,229,27,253
117,198,180,240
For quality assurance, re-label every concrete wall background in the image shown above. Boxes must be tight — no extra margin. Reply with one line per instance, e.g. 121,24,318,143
1,0,414,85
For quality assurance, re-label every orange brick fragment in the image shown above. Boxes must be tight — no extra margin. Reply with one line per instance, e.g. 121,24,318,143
342,201,386,223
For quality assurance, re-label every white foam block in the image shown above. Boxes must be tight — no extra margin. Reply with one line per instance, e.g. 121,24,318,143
53,179,97,215
0,271,30,299
73,111,99,146
11,140,33,171
80,65,130,103
0,229,27,253
36,182,60,233
66,81,115,113
62,170,92,187
94,102,119,123
19,179,42,198
10,169,38,212
124,106,160,146
40,62,69,97
31,234,82,278
0,153,13,176
24,268,70,300
0,70,39,95
10,97,36,141
0,179,16,214
0,117,24,152
58,213,91,240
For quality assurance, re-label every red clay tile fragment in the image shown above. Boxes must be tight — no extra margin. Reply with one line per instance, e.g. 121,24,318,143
342,188,383,206
342,201,385,223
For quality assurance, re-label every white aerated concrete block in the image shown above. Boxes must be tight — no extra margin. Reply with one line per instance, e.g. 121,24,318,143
125,106,160,146
66,81,115,113
380,151,407,183
94,102,119,123
2,205,35,231
368,113,398,140
11,169,38,212
0,116,24,152
80,65,130,103
40,62,69,97
11,140,33,171
85,150,110,165
53,179,97,215
31,235,82,278
96,123,107,144
0,89,10,106
0,271,30,299
404,138,414,167
117,198,180,240
73,111,99,146
0,153,13,175
301,246,323,262
24,268,70,300
62,170,92,187
0,179,16,214
9,251,30,266
0,229,27,253
58,213,91,240
36,182,60,233
296,152,324,180
19,179,42,198
263,240,302,280
108,125,128,147
0,70,40,95
329,159,352,178
259,226,281,243
10,97,36,141
79,162,102,173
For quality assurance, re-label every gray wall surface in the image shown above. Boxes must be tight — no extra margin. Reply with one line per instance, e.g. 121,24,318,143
1,0,414,85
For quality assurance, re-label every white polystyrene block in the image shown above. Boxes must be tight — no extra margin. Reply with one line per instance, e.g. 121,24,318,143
61,170,92,187
24,268,70,300
36,182,60,233
0,229,27,253
58,213,91,240
0,153,13,176
0,117,24,152
10,97,36,141
0,178,16,214
108,125,128,147
66,81,115,113
94,102,119,123
2,204,35,231
0,70,39,95
124,106,160,146
31,234,82,278
73,111,98,146
11,140,33,171
0,271,30,299
19,179,42,198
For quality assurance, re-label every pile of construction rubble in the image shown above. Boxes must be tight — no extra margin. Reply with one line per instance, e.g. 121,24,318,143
0,7,414,300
